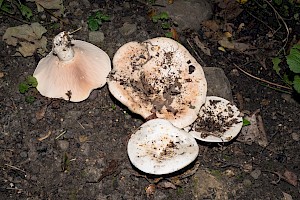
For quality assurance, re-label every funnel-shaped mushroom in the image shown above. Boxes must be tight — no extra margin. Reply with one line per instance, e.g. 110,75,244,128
108,37,207,128
33,31,111,102
127,118,199,175
184,96,243,142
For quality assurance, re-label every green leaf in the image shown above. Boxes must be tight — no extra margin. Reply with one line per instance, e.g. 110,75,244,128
242,118,251,126
283,73,293,85
286,44,300,73
293,75,300,93
19,83,29,94
165,32,173,38
19,4,33,19
151,15,160,23
273,0,282,5
25,96,35,103
1,2,14,14
158,12,169,20
88,19,99,31
26,76,38,87
272,57,281,75
0,0,4,8
161,22,171,29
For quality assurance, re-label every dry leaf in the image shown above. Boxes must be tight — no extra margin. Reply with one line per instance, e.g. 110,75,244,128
0,72,4,78
283,170,298,187
238,109,268,147
158,181,177,189
36,105,48,120
201,20,220,32
192,34,211,56
282,192,293,200
3,23,47,57
79,135,88,143
170,27,179,41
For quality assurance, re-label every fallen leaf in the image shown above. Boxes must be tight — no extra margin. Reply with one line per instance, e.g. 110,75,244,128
3,23,47,57
79,135,88,143
170,27,179,41
158,181,177,189
0,72,4,78
238,109,268,147
36,105,48,120
192,33,211,56
282,192,293,200
201,20,220,32
283,170,298,186
28,0,64,16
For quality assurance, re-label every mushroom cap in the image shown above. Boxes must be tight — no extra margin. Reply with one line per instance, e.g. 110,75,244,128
33,39,111,102
184,96,243,142
108,37,207,128
127,118,199,175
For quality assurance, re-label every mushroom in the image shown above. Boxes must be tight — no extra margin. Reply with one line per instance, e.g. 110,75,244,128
108,37,207,128
127,118,199,175
184,96,243,142
33,31,111,102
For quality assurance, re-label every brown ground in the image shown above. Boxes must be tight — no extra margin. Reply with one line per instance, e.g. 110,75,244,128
1,1,300,199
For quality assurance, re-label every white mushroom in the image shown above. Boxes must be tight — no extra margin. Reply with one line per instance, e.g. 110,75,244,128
127,118,199,175
33,31,111,102
108,37,207,128
184,96,243,142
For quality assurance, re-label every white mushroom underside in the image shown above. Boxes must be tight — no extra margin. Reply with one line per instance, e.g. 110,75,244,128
108,37,207,128
34,40,111,102
127,119,199,175
185,96,243,142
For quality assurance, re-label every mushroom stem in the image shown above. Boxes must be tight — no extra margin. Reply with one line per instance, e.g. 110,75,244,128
52,31,74,61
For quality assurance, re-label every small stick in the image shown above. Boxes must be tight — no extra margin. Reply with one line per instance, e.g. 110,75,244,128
5,164,26,173
234,64,292,90
55,130,67,139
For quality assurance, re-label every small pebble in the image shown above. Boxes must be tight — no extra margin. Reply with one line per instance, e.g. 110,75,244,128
291,132,299,141
250,169,261,180
57,140,69,151
243,179,252,187
20,151,28,158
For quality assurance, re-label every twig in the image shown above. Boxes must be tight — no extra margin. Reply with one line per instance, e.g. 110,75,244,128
4,164,26,173
37,130,52,141
186,38,206,67
262,0,290,55
55,130,67,139
1,12,30,24
234,64,292,91
37,3,68,25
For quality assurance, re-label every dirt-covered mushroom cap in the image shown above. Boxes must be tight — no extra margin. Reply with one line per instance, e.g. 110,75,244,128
33,31,111,102
184,96,243,142
108,37,207,128
127,118,199,175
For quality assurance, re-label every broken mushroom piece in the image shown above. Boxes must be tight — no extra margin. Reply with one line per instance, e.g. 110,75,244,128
185,96,243,142
33,31,111,102
108,37,207,128
128,118,199,175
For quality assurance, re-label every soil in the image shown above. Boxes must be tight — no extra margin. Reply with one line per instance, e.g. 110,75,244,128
1,1,300,200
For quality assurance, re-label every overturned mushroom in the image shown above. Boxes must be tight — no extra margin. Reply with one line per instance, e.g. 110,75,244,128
185,96,243,142
127,118,199,175
33,31,111,102
108,37,207,128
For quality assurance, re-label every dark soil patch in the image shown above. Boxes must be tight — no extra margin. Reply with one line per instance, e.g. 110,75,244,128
1,1,300,199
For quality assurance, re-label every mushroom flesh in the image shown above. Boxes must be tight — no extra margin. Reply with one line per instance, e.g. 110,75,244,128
33,31,111,102
127,118,199,175
108,37,207,128
184,96,243,142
